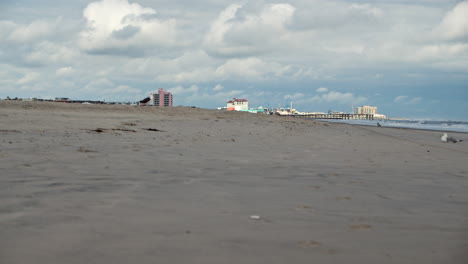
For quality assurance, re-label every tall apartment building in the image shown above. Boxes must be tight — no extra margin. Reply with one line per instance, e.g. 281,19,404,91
355,105,377,115
150,88,173,107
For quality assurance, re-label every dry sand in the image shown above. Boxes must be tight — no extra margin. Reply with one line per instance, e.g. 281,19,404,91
1,101,467,264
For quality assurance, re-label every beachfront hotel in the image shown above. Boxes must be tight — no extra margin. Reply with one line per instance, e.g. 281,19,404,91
354,105,386,119
138,88,173,106
149,88,173,107
226,98,249,111
355,105,377,115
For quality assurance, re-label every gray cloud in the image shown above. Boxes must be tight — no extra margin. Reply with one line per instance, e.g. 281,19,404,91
0,0,467,119
112,25,141,40
203,3,296,58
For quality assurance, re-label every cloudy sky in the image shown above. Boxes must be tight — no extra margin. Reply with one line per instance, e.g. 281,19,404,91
1,0,467,119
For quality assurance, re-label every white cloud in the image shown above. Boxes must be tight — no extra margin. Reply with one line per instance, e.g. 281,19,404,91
155,56,296,83
167,85,199,95
312,91,367,105
56,67,74,76
83,78,114,92
412,43,468,61
24,42,79,65
157,68,215,83
7,20,54,43
203,3,295,57
214,57,290,80
0,21,16,40
79,0,182,55
112,85,141,94
282,90,366,106
316,87,328,93
349,4,383,18
80,78,142,101
394,95,408,103
213,84,223,91
291,1,385,32
323,44,365,55
410,97,422,104
394,95,422,104
116,50,218,81
17,72,40,85
284,93,304,100
203,4,242,56
208,90,246,105
435,1,468,40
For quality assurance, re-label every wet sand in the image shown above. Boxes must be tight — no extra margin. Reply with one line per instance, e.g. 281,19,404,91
1,101,467,263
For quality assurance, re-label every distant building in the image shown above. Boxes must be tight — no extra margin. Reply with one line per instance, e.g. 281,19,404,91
355,105,377,115
226,98,248,111
150,88,173,107
373,113,387,119
55,97,69,102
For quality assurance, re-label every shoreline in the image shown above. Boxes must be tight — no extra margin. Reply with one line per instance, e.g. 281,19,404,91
295,117,468,134
326,120,468,135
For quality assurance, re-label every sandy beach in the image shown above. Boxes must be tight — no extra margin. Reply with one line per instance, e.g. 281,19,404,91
0,101,467,264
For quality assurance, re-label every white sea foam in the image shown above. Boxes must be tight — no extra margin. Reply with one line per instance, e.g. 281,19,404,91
319,119,468,133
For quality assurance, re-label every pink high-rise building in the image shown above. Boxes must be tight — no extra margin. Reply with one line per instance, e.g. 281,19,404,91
150,88,173,106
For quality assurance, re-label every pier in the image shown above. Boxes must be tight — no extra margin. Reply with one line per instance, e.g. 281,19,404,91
291,113,374,120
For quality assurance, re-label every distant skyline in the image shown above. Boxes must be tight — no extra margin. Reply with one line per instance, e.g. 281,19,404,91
1,0,467,120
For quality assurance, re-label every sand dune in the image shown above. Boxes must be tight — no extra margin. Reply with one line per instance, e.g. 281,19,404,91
1,101,467,264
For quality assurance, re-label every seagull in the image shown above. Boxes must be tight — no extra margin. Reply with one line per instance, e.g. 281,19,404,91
441,133,463,143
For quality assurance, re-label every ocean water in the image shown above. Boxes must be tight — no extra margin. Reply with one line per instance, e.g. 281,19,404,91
318,119,468,133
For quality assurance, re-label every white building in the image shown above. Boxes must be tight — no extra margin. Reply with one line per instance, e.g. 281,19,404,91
355,105,377,115
226,98,249,111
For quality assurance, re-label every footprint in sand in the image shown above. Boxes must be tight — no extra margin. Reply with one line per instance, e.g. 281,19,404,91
78,147,97,153
298,241,340,255
336,196,352,201
348,224,372,230
298,240,321,248
294,205,315,213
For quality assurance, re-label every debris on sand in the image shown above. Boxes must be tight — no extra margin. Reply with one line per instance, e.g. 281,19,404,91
441,133,463,143
122,122,137,126
86,128,136,133
348,224,372,230
298,240,321,248
0,129,21,133
112,128,136,132
78,147,97,153
142,128,165,132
